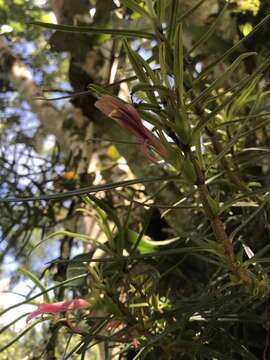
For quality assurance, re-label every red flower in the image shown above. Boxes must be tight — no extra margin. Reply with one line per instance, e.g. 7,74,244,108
95,95,168,163
26,298,90,332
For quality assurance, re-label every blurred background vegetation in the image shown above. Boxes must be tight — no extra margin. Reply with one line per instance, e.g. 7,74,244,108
1,0,270,359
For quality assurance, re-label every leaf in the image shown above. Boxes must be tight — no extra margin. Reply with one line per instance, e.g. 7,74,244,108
126,229,155,254
187,3,228,55
131,82,173,99
0,174,176,202
66,254,90,287
193,55,270,134
85,195,124,254
156,0,167,23
167,0,179,45
29,21,155,39
196,13,270,81
19,267,50,303
45,230,111,254
189,52,257,109
124,41,151,83
88,84,117,97
232,201,258,208
173,23,184,105
158,42,171,88
206,77,261,169
230,198,268,242
145,0,157,19
123,39,160,103
137,108,165,128
176,0,208,24
82,197,113,244
122,0,153,21
227,75,260,119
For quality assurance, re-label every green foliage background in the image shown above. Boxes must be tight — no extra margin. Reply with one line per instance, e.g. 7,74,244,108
1,0,270,359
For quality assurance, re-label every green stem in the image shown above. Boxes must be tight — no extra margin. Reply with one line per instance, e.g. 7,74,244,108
185,148,255,288
188,151,235,266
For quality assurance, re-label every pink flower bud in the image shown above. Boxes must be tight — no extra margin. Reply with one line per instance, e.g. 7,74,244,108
95,95,168,163
26,298,90,332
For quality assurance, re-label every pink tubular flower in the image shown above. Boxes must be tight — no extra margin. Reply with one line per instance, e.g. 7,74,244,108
95,95,168,163
26,298,90,332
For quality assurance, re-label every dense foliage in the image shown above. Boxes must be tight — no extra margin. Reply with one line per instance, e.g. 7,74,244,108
1,0,270,359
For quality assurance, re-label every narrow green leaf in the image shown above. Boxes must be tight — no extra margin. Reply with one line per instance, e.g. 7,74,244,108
123,39,158,103
85,195,124,255
145,0,157,19
136,108,164,128
29,21,155,39
236,116,270,140
214,111,270,128
174,23,184,105
156,0,167,23
206,77,261,170
45,230,111,254
122,0,153,21
83,197,113,244
136,103,162,112
230,197,268,243
196,13,270,82
66,254,90,287
88,84,117,98
35,89,93,102
124,40,160,86
131,82,173,98
19,267,50,303
136,55,161,86
202,75,250,106
167,0,178,45
130,209,154,254
0,175,176,203
193,55,270,134
123,39,149,83
142,235,181,246
176,0,208,24
194,129,204,169
189,52,256,109
188,3,228,55
227,75,260,119
159,42,171,88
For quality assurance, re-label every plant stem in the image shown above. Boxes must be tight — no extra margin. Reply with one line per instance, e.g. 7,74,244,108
188,150,235,266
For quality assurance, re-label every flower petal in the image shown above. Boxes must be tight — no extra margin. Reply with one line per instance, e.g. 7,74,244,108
111,108,147,140
26,299,90,322
65,311,82,333
95,95,168,163
26,308,44,323
95,95,125,116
